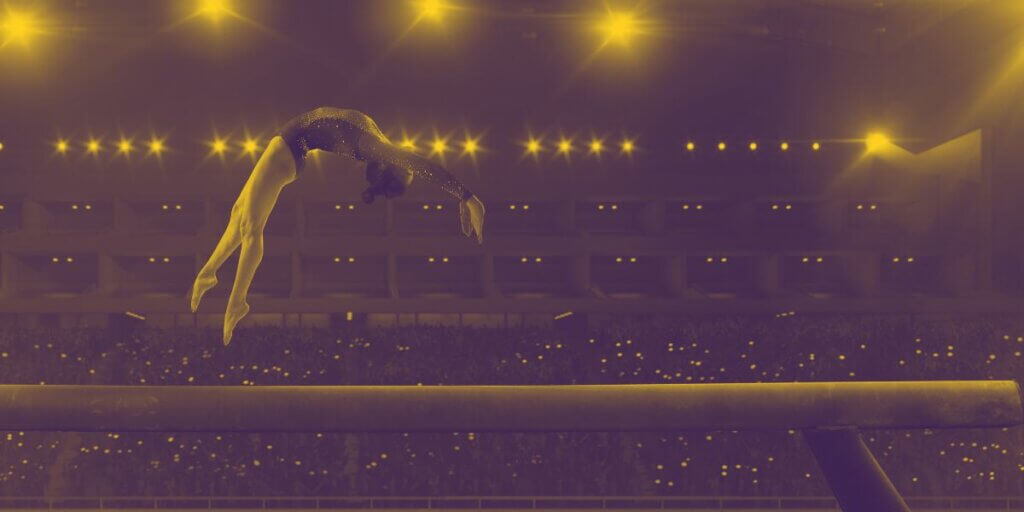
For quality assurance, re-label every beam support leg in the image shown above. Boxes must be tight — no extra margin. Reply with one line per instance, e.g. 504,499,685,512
802,428,910,512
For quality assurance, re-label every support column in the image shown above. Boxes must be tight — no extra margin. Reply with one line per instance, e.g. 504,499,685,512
387,254,399,298
754,253,780,297
662,255,685,298
570,254,591,297
479,253,500,298
0,251,16,298
641,200,664,235
803,429,910,512
290,252,302,298
21,200,44,233
97,253,116,296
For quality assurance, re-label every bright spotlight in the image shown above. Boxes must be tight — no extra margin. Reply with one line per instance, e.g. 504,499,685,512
599,11,638,47
811,141,821,151
557,138,573,155
209,137,229,156
620,139,635,154
524,137,542,156
780,141,789,151
589,138,604,155
85,139,102,155
717,142,726,151
865,132,889,152
430,137,448,156
399,137,417,151
196,0,234,23
117,138,133,156
685,141,695,152
1,8,41,48
55,139,69,155
416,0,449,21
242,138,259,155
461,136,479,156
147,137,166,156
748,141,758,151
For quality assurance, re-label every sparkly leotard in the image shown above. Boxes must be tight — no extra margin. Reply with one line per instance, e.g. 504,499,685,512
279,107,473,200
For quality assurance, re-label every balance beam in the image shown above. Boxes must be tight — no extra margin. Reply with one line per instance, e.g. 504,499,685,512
0,381,1019,432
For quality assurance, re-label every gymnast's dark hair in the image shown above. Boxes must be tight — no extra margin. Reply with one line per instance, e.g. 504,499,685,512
362,161,410,204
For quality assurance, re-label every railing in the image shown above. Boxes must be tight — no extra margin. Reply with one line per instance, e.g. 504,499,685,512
1,496,1023,510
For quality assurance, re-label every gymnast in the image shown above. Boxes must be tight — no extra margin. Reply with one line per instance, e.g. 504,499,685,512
188,107,486,345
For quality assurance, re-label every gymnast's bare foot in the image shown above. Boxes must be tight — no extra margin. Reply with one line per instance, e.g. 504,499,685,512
190,273,218,313
223,302,250,346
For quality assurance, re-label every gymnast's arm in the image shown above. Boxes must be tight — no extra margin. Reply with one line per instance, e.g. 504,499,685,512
356,135,474,200
357,134,485,243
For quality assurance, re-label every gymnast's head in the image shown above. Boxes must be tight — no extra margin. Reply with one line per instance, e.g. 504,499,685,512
362,160,413,204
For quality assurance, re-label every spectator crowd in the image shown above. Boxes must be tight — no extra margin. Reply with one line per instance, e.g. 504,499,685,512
1,314,1022,497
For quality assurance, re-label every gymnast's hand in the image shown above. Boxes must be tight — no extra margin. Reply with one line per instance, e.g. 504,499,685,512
459,195,485,244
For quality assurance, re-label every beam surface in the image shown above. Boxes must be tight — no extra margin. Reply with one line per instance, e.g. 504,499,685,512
0,381,1019,432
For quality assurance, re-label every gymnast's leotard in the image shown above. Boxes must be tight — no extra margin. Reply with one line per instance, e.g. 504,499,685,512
279,107,473,200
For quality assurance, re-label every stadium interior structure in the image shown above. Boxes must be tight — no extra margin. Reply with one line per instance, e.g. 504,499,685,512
3,0,1024,510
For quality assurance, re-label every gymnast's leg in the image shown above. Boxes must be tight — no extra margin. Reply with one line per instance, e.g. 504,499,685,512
190,178,252,312
191,136,297,345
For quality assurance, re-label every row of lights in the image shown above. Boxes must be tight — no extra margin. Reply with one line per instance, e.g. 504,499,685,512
2,1,652,56
426,257,451,263
70,204,92,211
421,203,445,211
520,257,544,263
50,256,74,263
597,204,619,211
333,257,357,263
706,257,730,263
614,257,639,263
770,204,794,211
334,204,357,211
685,141,822,152
162,204,184,211
24,136,840,161
508,203,531,211
891,257,917,263
147,257,172,263
53,137,169,158
801,257,825,263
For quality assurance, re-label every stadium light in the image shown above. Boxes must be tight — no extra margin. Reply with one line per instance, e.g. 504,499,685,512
241,138,259,155
117,138,133,156
430,137,448,156
85,139,102,155
147,137,166,157
620,138,635,155
1,7,41,48
195,0,234,23
523,136,542,157
416,0,449,22
588,138,604,155
557,138,573,156
865,132,890,153
209,136,229,156
598,10,638,47
460,134,481,162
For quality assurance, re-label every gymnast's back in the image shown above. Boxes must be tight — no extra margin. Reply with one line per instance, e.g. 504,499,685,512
279,107,388,172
